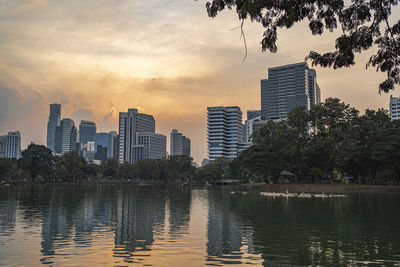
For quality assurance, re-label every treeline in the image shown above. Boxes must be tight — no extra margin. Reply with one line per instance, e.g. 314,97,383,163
228,98,400,184
0,145,195,182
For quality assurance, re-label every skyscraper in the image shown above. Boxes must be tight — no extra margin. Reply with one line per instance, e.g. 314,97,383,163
207,106,243,161
246,110,261,120
4,131,21,159
95,132,111,158
55,118,76,154
261,62,321,120
390,95,400,121
170,129,191,157
118,109,155,163
110,131,118,159
79,120,96,145
46,104,61,152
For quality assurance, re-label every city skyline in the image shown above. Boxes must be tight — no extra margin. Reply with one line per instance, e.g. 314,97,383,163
1,1,399,163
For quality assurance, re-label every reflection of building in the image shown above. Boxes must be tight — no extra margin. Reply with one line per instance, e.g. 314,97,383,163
390,95,400,120
207,193,244,257
261,62,321,121
46,103,61,152
170,129,191,157
118,109,155,163
168,188,191,235
207,106,243,161
114,189,165,254
0,200,17,235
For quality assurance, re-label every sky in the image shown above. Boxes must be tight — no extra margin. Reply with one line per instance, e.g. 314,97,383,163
0,0,399,164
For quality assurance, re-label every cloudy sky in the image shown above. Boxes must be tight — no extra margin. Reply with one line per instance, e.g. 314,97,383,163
0,0,399,163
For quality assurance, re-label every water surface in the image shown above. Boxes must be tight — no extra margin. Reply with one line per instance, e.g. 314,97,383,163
0,184,399,266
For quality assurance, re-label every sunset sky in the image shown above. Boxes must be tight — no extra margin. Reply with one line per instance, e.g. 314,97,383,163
1,0,399,163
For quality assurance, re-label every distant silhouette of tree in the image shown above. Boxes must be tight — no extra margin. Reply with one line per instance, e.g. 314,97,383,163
205,0,399,92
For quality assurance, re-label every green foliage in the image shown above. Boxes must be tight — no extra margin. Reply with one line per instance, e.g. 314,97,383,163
234,98,400,184
19,144,55,182
205,0,399,92
194,157,232,182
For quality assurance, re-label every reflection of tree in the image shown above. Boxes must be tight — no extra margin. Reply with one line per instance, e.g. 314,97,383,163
167,186,191,236
114,187,166,256
224,192,400,266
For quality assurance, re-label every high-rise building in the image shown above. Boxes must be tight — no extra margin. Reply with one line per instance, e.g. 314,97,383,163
0,136,6,158
94,145,108,161
55,118,76,154
110,131,118,159
136,132,166,161
243,115,262,143
182,136,191,157
261,62,321,120
247,110,261,120
170,129,191,157
390,95,400,121
46,104,61,152
95,132,111,158
4,131,21,159
207,106,243,161
79,120,96,145
118,109,155,163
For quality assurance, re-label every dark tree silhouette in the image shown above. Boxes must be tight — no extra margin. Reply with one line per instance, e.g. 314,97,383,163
205,0,400,92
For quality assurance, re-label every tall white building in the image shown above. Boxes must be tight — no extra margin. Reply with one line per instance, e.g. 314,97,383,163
390,95,400,120
207,106,243,161
118,109,155,163
170,129,191,157
2,131,22,159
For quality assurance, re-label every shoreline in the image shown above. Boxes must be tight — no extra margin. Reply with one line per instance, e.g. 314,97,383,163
242,183,400,193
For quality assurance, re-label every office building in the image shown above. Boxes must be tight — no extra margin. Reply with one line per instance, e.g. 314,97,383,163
136,132,166,161
390,95,400,120
3,131,22,159
55,118,77,154
0,136,6,158
170,129,191,157
79,120,96,145
207,106,243,161
46,104,61,152
132,145,149,163
118,109,155,163
94,145,108,161
82,141,95,163
110,131,118,159
261,62,321,120
247,110,261,120
95,132,111,158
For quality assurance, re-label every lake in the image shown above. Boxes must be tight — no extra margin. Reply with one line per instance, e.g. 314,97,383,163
0,184,399,266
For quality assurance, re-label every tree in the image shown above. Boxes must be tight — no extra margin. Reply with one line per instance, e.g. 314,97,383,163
55,152,86,181
194,157,233,182
101,158,119,178
205,0,400,92
19,144,55,182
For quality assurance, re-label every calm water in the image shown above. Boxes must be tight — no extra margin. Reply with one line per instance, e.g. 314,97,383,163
0,184,400,266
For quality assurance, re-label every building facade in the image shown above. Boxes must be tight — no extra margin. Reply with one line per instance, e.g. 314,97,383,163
136,132,167,161
55,118,77,154
0,136,6,158
79,120,96,145
118,109,155,163
170,129,191,157
95,132,111,158
46,103,61,152
261,62,321,120
207,106,243,161
3,131,22,159
390,95,400,120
